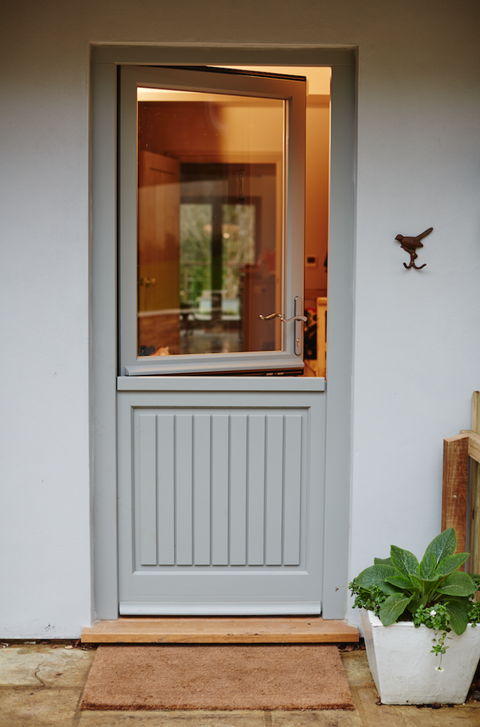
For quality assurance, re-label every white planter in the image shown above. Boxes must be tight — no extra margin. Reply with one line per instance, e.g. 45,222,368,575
361,608,480,705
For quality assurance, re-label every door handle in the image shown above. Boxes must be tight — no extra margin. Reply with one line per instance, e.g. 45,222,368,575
258,313,307,323
259,296,305,356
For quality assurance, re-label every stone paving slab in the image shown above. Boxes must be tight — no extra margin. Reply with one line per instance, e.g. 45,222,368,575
340,652,374,689
78,710,267,726
354,685,480,727
0,645,95,687
271,709,363,726
0,687,83,726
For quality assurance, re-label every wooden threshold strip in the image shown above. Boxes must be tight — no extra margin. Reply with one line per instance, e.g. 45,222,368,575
82,617,359,644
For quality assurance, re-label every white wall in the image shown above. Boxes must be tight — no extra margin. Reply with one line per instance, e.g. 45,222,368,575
1,0,479,636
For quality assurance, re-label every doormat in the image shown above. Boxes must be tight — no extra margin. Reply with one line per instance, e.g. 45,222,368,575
80,644,354,711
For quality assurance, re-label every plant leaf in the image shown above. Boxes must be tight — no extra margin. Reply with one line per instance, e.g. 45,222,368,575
408,574,425,589
355,564,397,591
418,550,436,580
407,594,429,613
443,597,470,635
379,594,413,626
390,545,420,577
435,553,469,578
436,571,476,597
381,582,405,596
385,574,415,590
374,557,393,566
424,528,457,566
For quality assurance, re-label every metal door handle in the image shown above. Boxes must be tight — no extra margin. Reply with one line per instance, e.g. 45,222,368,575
258,312,307,323
259,296,305,356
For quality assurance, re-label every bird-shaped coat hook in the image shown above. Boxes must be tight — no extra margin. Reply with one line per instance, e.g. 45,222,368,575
395,227,433,270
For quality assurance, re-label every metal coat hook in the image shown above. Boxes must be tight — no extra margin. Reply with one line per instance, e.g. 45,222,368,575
258,312,307,323
395,227,433,270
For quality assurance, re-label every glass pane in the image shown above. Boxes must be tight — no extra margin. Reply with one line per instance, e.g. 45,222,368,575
137,87,284,358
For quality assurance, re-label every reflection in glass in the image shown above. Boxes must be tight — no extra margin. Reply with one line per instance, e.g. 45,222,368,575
137,88,284,359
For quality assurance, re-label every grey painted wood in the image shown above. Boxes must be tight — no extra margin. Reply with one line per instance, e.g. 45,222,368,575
91,59,119,620
118,387,324,613
193,415,211,565
118,376,325,392
175,416,194,566
157,415,175,565
230,416,248,566
125,354,305,377
322,63,356,619
139,415,157,565
284,415,302,566
211,415,230,566
92,45,354,621
247,415,266,566
265,416,284,566
121,602,322,616
92,46,355,68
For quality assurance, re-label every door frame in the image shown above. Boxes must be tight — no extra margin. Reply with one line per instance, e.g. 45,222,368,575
90,45,356,620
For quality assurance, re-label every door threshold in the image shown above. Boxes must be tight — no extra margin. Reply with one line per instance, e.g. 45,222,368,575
81,616,359,644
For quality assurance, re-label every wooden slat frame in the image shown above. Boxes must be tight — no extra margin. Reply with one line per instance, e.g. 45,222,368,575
442,392,480,572
442,433,469,556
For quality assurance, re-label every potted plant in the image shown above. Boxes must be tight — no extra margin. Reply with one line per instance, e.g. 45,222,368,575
349,528,480,705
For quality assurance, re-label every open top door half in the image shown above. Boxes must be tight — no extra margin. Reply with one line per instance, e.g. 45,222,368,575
119,65,306,376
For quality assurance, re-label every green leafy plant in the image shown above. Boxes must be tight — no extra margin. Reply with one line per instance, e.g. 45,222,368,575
349,528,480,667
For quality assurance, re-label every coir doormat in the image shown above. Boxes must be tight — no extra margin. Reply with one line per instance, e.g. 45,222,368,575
80,644,354,711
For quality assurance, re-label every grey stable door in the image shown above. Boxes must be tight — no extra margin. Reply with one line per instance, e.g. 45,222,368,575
117,66,324,614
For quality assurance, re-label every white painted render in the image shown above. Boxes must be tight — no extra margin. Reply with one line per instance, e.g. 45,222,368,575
0,0,479,637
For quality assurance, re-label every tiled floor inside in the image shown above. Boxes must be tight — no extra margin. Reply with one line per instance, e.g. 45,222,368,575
1,642,479,726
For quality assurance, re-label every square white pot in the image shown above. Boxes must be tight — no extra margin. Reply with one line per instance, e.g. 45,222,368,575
361,608,480,705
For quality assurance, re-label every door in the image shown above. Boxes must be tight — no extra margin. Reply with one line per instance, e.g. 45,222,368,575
117,65,325,615
117,378,325,615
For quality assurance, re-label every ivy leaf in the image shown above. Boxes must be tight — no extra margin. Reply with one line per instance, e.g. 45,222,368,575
436,571,476,597
385,574,415,590
374,557,393,566
443,597,470,635
435,552,469,578
390,545,420,578
379,594,413,626
418,550,436,580
355,564,397,591
424,528,457,566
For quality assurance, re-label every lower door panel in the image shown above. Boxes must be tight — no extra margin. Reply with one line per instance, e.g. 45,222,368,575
117,379,325,614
